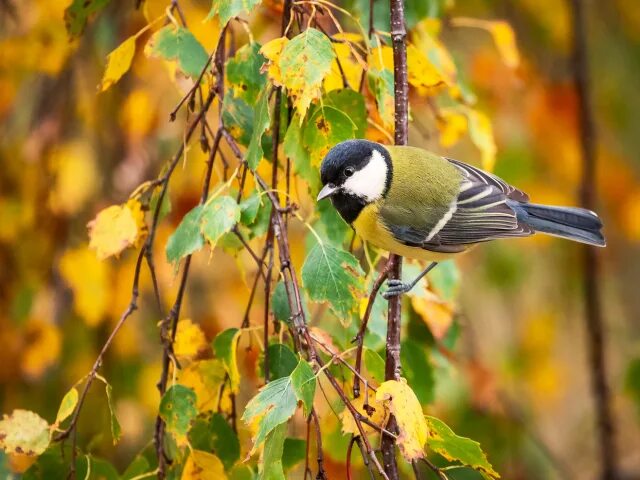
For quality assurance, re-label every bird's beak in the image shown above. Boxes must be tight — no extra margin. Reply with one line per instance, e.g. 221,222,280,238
317,184,338,201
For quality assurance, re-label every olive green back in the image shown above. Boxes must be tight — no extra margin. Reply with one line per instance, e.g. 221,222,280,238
381,146,461,232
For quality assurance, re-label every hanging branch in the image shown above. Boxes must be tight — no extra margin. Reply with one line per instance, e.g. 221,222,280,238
568,0,618,478
381,0,409,478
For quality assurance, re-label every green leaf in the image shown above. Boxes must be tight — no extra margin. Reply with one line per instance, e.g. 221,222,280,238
271,282,291,324
259,422,286,480
201,196,241,249
222,95,255,146
230,465,256,480
426,416,499,478
282,438,306,472
55,387,78,425
368,68,395,129
227,43,267,104
265,343,298,380
291,359,316,416
23,446,67,479
301,243,364,324
323,89,368,138
0,410,50,456
625,357,640,417
64,0,110,38
210,413,240,470
279,28,336,118
146,26,209,78
364,348,385,384
247,197,272,239
159,385,198,439
283,115,319,192
303,105,357,165
401,340,435,405
121,455,150,480
316,198,351,247
75,456,119,480
240,192,262,226
104,383,122,444
246,88,271,170
166,205,205,264
208,0,262,28
213,328,242,393
242,378,297,453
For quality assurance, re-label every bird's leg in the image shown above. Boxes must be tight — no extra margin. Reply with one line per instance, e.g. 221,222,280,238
382,262,438,299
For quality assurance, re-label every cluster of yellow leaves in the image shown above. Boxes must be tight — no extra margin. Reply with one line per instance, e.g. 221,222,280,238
376,379,429,461
88,199,148,260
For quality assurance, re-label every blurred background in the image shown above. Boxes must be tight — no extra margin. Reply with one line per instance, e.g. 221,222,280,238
1,0,639,478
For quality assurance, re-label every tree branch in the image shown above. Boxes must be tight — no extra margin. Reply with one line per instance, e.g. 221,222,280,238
568,0,617,478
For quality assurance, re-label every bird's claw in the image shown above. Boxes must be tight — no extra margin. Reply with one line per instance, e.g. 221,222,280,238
382,279,412,299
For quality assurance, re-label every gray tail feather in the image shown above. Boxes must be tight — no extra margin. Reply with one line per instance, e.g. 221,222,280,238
506,200,606,247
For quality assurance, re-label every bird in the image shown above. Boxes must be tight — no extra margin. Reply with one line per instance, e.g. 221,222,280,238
316,139,605,298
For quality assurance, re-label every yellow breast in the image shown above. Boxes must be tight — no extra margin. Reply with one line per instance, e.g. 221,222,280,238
351,203,458,262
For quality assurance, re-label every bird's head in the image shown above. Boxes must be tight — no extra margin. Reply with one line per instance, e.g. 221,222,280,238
316,139,392,223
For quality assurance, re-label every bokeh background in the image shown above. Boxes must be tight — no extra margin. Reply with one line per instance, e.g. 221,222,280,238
1,0,639,478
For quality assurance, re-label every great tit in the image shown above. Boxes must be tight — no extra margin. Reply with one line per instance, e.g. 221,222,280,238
317,139,605,298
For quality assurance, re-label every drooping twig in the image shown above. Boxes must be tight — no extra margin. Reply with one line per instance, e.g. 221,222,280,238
567,0,617,478
381,0,409,477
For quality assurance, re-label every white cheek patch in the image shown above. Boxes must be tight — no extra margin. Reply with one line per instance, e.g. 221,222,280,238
343,149,388,201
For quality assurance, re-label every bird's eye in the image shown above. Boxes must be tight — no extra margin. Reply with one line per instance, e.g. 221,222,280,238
344,167,355,177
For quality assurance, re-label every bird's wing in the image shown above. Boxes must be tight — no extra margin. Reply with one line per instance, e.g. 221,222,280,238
382,158,533,253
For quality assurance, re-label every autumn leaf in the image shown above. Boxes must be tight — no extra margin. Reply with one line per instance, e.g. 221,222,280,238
260,37,288,86
54,388,79,426
489,21,520,68
64,0,110,38
178,360,227,413
159,385,198,445
166,205,205,264
376,379,429,461
100,36,137,92
264,29,336,119
340,394,388,436
466,108,497,171
88,199,147,260
0,410,50,457
181,450,228,480
174,318,209,363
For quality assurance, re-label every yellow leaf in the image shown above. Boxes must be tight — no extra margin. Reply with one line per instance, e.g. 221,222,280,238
55,388,79,426
178,359,226,412
174,319,209,363
182,450,227,480
100,36,137,92
324,43,362,92
59,247,110,326
340,395,388,436
20,319,61,379
410,290,454,341
466,108,497,171
407,44,446,95
48,142,99,215
0,410,50,457
489,21,520,69
88,199,147,260
437,108,468,148
260,37,288,86
376,379,428,461
368,45,394,71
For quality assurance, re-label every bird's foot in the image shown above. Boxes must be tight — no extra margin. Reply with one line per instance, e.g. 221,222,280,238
382,279,413,299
